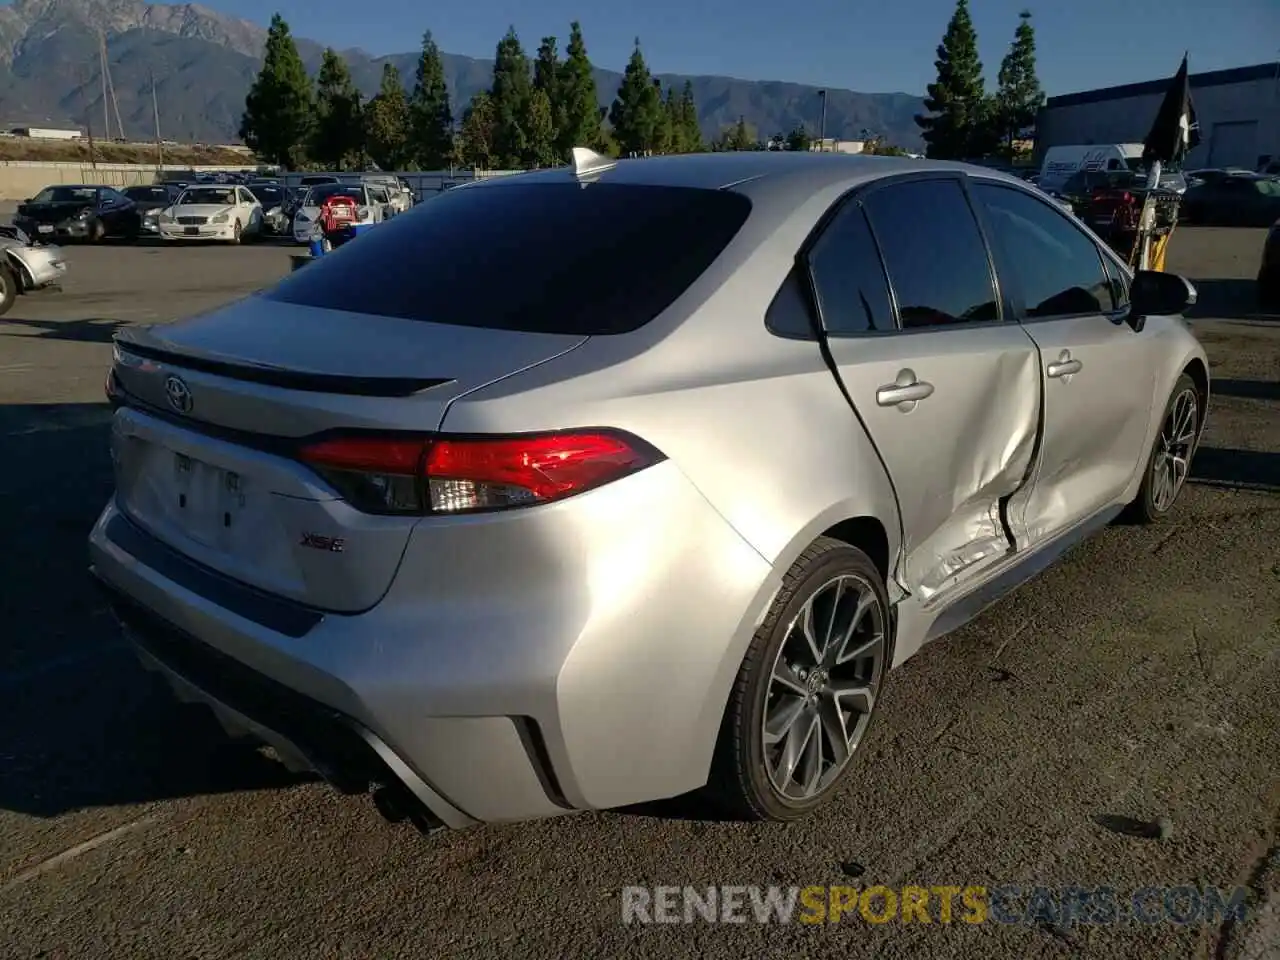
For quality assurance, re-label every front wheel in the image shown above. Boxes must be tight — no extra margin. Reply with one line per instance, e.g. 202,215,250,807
706,537,891,822
229,220,242,245
1125,373,1201,524
88,218,105,243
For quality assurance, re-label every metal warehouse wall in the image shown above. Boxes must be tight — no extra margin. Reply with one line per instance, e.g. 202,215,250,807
1036,63,1280,170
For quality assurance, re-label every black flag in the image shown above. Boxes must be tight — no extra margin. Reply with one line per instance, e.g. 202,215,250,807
1142,54,1201,165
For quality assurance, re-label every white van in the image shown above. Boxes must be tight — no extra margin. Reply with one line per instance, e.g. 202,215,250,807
1039,144,1144,193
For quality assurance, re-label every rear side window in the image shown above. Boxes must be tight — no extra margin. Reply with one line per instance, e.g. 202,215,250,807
266,183,753,335
806,202,894,334
862,179,999,328
973,182,1113,317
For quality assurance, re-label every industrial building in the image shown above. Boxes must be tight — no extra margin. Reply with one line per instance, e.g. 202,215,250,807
1036,62,1280,171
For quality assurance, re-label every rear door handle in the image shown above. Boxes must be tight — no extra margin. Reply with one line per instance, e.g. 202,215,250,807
1047,350,1083,379
876,370,935,408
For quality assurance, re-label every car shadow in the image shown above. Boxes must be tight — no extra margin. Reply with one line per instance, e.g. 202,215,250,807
0,402,311,819
1210,378,1280,402
1191,446,1280,493
1186,279,1278,322
0,316,128,343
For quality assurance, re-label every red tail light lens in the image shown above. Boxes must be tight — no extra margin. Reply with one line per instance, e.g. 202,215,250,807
297,430,662,515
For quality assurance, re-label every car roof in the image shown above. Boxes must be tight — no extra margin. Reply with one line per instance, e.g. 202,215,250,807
470,150,1011,204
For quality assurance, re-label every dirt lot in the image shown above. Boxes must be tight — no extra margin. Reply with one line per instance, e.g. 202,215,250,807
0,230,1277,959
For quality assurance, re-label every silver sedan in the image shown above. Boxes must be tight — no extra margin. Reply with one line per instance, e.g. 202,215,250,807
90,151,1208,832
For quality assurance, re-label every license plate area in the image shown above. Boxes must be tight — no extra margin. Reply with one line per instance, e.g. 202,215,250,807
37,224,53,234
171,451,250,547
184,226,200,236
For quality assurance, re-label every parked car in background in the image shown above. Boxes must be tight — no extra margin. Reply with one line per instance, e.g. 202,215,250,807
1185,168,1252,188
246,181,290,236
291,182,383,243
0,223,67,315
123,184,183,237
92,152,1209,834
1182,173,1280,227
157,184,263,243
1259,218,1280,310
14,184,141,242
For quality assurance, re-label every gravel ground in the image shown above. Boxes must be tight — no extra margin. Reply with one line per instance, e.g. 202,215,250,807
0,228,1276,960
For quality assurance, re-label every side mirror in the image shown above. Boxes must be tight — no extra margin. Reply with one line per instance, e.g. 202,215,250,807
1128,270,1197,330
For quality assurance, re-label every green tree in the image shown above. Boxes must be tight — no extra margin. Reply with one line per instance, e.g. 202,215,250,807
458,91,496,168
533,36,568,153
311,49,365,169
992,10,1044,158
239,14,313,168
657,82,677,153
915,0,987,159
609,39,664,156
526,88,558,166
557,22,604,155
409,31,454,169
489,27,535,167
365,63,410,170
676,81,702,152
785,126,812,152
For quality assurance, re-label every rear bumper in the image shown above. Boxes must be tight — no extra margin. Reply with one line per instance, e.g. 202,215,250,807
88,460,774,828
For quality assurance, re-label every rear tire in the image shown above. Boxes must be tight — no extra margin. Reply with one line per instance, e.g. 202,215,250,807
1124,373,1201,524
706,537,891,822
1259,270,1280,311
0,264,18,317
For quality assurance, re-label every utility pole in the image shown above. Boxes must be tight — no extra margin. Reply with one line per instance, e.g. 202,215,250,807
151,70,163,173
818,89,828,153
99,30,124,139
85,115,97,169
99,33,110,139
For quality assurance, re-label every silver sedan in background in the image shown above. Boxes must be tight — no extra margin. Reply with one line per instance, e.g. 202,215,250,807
90,151,1208,835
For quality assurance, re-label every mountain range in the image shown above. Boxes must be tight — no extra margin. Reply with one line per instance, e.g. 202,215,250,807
0,0,928,152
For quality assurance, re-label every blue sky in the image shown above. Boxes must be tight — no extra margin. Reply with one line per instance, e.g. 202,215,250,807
208,0,1279,97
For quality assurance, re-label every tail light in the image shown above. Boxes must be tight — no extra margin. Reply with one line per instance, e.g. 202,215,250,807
297,430,664,516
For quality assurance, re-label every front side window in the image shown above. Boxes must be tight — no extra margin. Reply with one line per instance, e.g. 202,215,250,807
862,178,999,329
974,181,1113,317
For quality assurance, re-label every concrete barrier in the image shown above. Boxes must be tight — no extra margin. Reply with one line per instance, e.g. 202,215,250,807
0,162,256,200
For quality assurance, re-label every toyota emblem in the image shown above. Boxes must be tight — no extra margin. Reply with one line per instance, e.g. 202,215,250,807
164,375,193,414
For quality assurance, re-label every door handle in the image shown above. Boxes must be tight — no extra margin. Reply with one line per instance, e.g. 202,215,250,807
1047,350,1082,379
876,370,935,408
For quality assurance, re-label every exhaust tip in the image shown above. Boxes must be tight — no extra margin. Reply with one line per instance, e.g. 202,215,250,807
371,784,444,834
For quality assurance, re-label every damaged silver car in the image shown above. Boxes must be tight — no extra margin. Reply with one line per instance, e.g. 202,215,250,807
0,224,67,316
91,151,1208,831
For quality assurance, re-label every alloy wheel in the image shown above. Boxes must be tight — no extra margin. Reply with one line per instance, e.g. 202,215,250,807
762,573,886,801
1152,387,1198,512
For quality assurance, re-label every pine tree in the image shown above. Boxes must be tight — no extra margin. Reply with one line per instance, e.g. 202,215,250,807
311,49,365,169
458,92,496,168
365,63,410,170
993,11,1044,159
533,36,568,156
731,116,754,151
915,0,987,160
239,14,313,169
609,39,664,156
409,31,454,170
677,81,702,153
661,86,681,152
557,22,603,155
489,27,535,168
526,88,558,167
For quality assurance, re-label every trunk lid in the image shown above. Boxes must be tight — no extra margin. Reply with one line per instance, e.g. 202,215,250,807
109,297,587,612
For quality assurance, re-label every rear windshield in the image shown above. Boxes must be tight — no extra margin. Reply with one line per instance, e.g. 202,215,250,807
307,184,363,204
265,182,753,335
124,186,173,201
248,185,284,205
